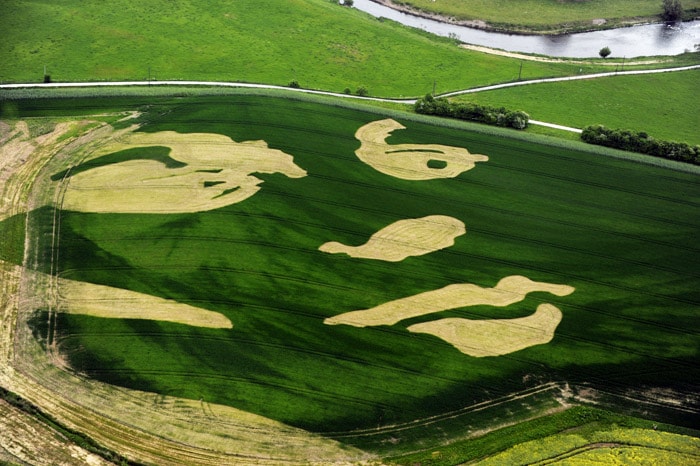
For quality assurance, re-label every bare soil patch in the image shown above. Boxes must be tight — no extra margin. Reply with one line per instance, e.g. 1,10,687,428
319,215,465,262
0,398,111,466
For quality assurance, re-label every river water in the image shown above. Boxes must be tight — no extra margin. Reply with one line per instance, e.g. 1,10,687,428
353,0,700,58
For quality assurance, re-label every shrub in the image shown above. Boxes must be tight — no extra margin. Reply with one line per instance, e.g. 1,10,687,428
581,125,699,164
661,0,683,21
414,95,529,129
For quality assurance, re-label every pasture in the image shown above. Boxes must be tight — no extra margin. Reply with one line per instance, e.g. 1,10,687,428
1,0,693,97
5,93,698,460
390,0,700,32
451,69,700,145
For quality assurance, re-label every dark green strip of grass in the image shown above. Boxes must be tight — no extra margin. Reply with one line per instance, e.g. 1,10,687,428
0,212,25,265
385,406,700,465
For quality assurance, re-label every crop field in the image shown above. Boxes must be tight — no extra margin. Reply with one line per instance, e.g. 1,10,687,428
1,93,698,463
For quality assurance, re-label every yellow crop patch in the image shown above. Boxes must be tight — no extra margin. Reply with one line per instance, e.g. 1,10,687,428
319,215,465,262
58,278,232,329
62,131,307,213
408,304,562,357
354,118,488,180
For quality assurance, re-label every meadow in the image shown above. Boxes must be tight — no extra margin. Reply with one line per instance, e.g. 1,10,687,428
390,0,700,32
8,93,698,458
1,0,694,97
452,69,700,145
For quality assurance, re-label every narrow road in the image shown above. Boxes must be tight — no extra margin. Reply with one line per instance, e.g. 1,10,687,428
1,64,698,134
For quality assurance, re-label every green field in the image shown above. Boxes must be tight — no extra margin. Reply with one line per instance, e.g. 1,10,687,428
7,94,698,457
2,0,695,97
452,69,700,145
392,0,700,32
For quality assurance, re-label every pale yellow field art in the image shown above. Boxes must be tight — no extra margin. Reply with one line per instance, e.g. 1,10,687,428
355,118,488,180
57,278,232,329
326,275,574,327
408,303,563,357
319,215,466,262
325,275,574,356
61,131,307,213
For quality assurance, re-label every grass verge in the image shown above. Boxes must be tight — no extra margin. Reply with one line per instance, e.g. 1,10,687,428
1,0,696,97
384,0,700,33
386,406,700,465
452,68,700,145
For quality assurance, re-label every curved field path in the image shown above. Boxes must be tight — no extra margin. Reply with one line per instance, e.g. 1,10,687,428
2,63,699,135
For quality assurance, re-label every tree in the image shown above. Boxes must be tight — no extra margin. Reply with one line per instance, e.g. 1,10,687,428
599,46,611,59
355,86,368,96
661,0,683,21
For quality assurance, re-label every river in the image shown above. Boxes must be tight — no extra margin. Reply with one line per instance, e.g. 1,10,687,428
352,0,700,58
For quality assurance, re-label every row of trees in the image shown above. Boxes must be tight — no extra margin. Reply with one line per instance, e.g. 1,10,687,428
414,94,530,129
581,125,699,165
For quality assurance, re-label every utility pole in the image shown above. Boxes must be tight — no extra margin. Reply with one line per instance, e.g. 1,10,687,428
518,61,523,80
148,66,151,86
432,80,436,96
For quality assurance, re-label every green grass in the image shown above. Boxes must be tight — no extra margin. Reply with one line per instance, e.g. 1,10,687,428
14,94,699,455
1,0,692,97
387,406,700,465
453,69,700,145
392,0,700,32
0,213,25,265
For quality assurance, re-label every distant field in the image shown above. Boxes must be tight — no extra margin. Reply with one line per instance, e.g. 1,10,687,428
452,69,700,145
6,94,697,458
390,0,700,32
0,0,690,97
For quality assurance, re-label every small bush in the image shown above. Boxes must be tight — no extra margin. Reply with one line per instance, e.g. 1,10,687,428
661,0,683,21
414,94,529,130
581,125,699,165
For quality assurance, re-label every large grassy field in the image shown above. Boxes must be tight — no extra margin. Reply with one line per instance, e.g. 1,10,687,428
390,0,700,32
1,0,695,97
7,94,698,458
452,69,700,145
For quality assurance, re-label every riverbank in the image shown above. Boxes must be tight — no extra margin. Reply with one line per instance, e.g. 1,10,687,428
368,0,700,34
458,44,668,65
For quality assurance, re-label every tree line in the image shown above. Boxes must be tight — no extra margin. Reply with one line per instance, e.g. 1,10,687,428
414,94,530,130
581,125,699,165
